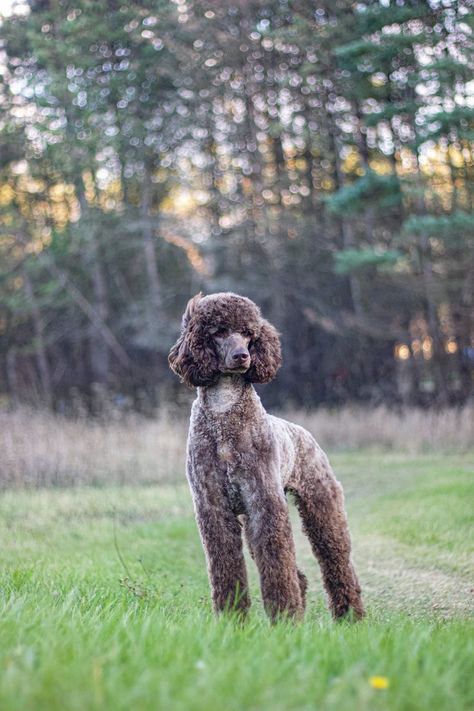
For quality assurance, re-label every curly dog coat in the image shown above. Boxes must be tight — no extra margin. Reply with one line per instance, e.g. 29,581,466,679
169,292,364,621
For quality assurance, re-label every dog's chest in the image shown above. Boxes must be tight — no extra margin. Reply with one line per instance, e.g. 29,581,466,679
216,442,235,463
216,441,252,516
214,418,253,458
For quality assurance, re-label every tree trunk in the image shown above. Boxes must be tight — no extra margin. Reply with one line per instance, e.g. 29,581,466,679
23,271,53,408
140,171,161,346
74,180,111,384
327,106,364,318
88,235,110,383
418,236,449,404
6,349,19,407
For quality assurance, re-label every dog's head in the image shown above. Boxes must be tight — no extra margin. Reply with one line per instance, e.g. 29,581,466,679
168,292,281,387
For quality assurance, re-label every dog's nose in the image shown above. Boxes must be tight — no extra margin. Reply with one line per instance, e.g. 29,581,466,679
232,349,250,364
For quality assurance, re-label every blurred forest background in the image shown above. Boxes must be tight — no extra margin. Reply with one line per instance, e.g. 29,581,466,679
0,0,473,413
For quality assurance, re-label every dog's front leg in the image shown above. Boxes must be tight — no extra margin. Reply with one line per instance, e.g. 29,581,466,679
242,470,304,622
187,457,250,616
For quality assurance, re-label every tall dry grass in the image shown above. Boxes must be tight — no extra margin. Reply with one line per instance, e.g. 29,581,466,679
288,405,474,455
0,405,472,488
0,407,187,488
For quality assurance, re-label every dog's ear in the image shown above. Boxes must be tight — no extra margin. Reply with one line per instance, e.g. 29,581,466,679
245,318,282,384
181,292,202,329
168,293,219,387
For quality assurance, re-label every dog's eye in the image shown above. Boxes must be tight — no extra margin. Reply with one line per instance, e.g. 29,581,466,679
214,327,227,337
242,329,252,338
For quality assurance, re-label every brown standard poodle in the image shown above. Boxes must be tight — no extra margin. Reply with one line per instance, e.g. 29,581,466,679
169,292,364,622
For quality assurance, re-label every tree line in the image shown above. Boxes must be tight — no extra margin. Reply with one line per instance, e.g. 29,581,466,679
0,0,473,412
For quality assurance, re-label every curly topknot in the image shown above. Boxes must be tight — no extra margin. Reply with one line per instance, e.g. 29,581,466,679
168,292,282,387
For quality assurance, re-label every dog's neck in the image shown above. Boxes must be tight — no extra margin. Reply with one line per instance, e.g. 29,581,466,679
197,375,261,416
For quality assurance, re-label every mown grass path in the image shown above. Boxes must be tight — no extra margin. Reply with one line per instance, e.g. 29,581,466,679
1,453,473,710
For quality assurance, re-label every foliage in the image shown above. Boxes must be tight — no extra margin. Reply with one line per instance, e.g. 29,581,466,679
0,0,473,409
402,212,474,239
333,248,402,275
325,172,402,216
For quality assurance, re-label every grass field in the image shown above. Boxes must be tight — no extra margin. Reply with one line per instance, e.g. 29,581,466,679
1,450,473,711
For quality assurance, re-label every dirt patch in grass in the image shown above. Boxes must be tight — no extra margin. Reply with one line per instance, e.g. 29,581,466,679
355,535,474,618
289,519,474,620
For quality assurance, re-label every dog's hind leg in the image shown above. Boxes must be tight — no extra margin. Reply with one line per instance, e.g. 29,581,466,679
288,454,364,620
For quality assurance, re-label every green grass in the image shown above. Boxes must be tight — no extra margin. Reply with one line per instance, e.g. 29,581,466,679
1,452,473,711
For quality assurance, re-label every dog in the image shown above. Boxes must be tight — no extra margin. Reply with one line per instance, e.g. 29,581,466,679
169,292,364,621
